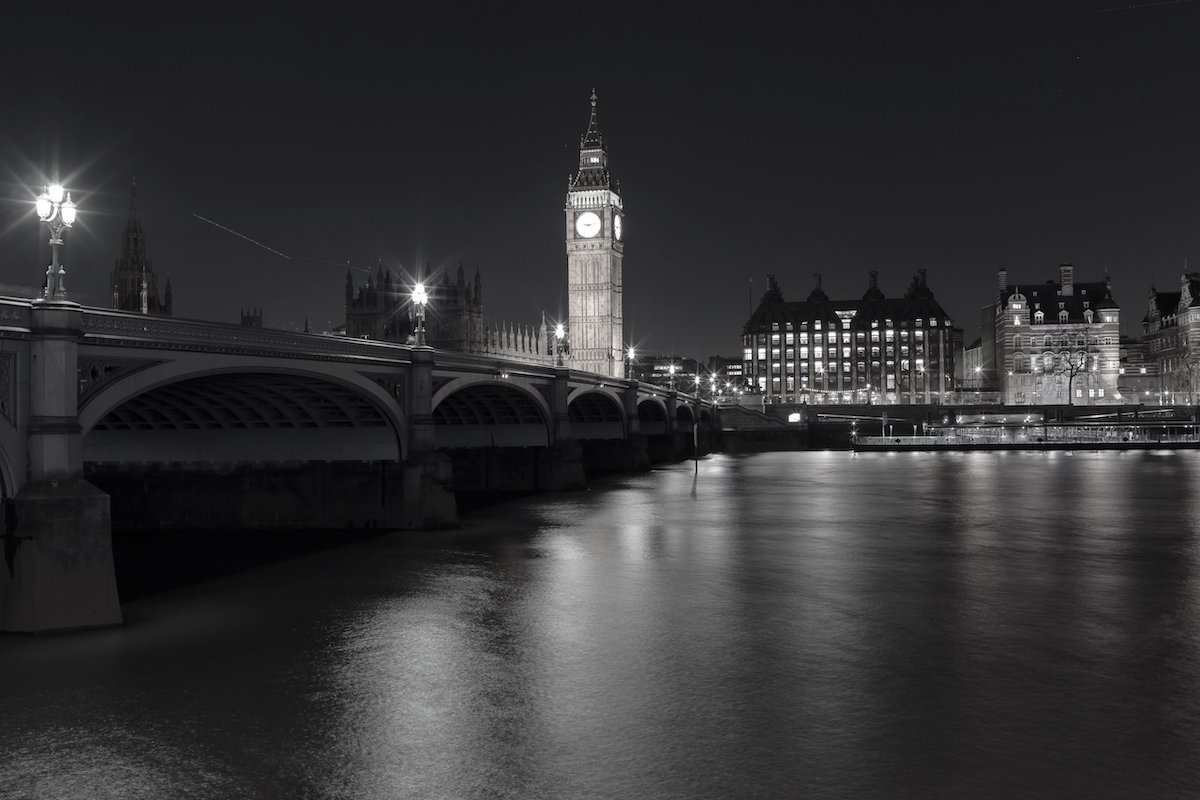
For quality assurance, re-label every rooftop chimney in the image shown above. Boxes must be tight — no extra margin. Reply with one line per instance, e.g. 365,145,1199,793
998,269,1007,295
1059,263,1074,296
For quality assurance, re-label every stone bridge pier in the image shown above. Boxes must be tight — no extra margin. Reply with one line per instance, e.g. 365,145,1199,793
2,300,122,632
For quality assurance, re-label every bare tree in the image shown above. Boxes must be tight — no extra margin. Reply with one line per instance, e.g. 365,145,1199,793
1033,330,1100,405
1174,328,1200,405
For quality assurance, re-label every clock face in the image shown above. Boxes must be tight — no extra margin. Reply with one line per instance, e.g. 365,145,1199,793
575,211,601,238
613,213,623,240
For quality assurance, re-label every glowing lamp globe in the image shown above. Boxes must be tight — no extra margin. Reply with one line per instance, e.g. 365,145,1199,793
60,195,77,225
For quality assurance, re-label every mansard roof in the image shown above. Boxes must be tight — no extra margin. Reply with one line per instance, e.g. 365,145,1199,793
744,273,954,335
1012,280,1118,319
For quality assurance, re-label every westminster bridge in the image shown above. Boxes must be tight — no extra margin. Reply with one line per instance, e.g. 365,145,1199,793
0,297,717,632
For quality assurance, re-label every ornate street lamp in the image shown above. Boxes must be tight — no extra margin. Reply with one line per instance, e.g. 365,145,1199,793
668,363,677,391
555,322,566,366
35,183,77,301
626,345,635,380
412,282,428,346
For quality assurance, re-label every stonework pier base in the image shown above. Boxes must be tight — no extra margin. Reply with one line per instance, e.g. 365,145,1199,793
1,479,123,633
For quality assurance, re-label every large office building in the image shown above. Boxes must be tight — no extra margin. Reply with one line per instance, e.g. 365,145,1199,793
981,264,1121,405
742,270,957,404
565,91,625,378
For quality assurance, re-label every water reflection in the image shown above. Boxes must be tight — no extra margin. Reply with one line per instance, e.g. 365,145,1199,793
2,452,1200,798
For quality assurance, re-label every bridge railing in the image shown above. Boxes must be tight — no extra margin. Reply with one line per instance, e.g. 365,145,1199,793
0,296,32,335
80,308,416,363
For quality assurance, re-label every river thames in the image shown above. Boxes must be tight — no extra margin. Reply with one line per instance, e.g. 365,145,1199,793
3,450,1199,798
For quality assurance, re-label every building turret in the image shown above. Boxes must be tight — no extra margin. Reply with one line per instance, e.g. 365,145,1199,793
110,179,171,315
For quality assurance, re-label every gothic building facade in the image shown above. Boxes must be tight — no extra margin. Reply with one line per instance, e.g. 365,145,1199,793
565,90,625,378
110,181,172,315
344,262,553,364
743,271,957,404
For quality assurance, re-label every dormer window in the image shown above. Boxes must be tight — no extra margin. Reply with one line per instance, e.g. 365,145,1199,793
1034,311,1044,324
1084,309,1094,323
1059,310,1069,323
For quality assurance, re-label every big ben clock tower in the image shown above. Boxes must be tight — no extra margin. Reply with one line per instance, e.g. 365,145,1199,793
566,90,624,377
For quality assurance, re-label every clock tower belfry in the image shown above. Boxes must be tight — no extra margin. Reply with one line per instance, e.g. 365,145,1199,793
566,90,624,377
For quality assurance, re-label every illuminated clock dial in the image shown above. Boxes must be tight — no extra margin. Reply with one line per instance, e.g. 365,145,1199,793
613,213,623,240
575,211,601,238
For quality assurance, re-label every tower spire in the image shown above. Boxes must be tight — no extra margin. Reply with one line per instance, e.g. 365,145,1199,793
582,88,603,149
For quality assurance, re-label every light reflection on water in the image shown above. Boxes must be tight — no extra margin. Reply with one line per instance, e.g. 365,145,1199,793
2,451,1200,798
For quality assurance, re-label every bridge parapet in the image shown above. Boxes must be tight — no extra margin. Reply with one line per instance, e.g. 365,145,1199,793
0,296,33,336
81,309,416,363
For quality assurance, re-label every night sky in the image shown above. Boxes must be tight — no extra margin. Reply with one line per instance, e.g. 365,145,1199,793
3,1,1198,362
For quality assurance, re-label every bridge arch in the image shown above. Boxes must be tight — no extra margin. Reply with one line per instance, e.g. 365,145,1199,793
637,397,669,437
567,389,626,440
432,378,551,448
79,360,408,463
677,404,696,427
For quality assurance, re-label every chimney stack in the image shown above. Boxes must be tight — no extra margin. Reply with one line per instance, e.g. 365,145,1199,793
1059,263,1074,296
998,269,1008,295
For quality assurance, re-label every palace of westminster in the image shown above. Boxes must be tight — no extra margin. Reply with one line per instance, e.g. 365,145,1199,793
103,95,1200,408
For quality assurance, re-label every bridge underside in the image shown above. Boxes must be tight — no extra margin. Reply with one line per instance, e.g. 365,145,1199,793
85,373,401,463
